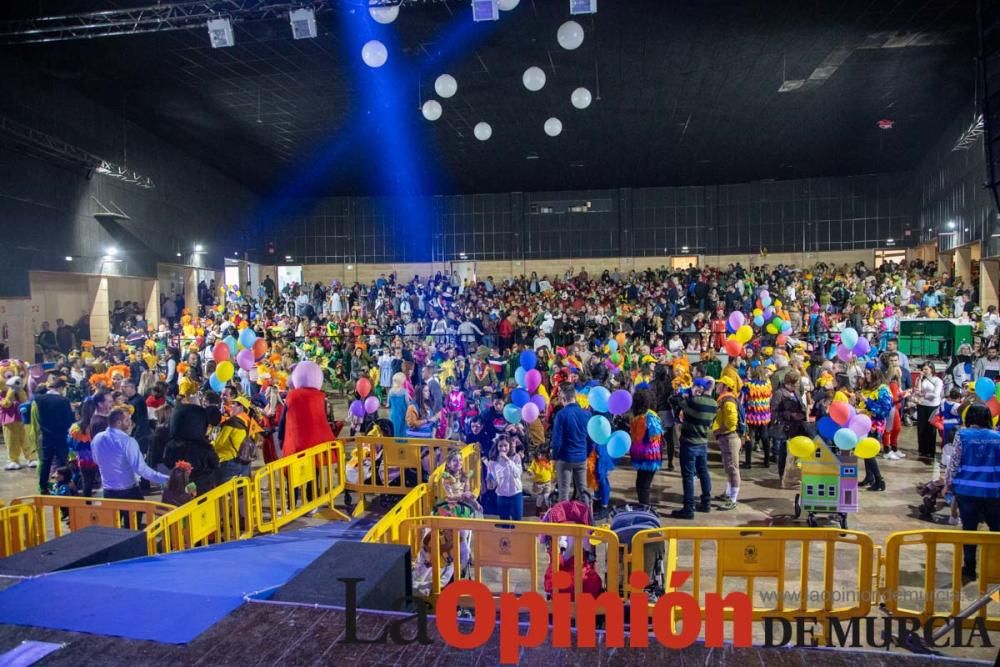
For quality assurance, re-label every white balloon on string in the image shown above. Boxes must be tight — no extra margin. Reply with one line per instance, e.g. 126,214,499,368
522,66,546,92
557,20,584,50
368,1,399,24
497,0,520,9
474,122,493,141
361,40,388,68
422,100,442,121
435,74,458,99
571,87,592,109
544,117,563,137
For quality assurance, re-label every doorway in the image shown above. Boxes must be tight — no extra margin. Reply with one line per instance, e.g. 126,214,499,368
450,261,477,293
277,266,303,292
670,255,698,270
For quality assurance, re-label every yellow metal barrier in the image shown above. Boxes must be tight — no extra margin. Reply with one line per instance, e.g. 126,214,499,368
12,495,174,545
629,527,874,628
427,443,482,504
396,516,620,607
0,503,37,557
253,441,349,533
362,483,433,545
344,436,464,512
882,529,1000,630
146,477,254,555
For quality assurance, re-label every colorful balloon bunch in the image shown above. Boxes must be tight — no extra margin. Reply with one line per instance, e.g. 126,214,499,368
503,350,548,424
585,386,633,457
724,311,753,357
349,377,380,418
209,327,267,392
834,327,871,363
806,396,881,459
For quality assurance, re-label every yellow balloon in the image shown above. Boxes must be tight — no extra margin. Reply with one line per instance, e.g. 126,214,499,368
855,437,881,459
736,325,753,344
775,299,782,308
788,435,816,459
753,308,763,317
216,360,235,382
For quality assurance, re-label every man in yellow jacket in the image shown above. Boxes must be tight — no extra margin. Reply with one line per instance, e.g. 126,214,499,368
214,396,253,482
712,376,742,511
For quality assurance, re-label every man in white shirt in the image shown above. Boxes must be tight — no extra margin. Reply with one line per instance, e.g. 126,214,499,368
91,409,168,500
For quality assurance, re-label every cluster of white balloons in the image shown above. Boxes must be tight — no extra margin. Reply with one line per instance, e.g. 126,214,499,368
518,19,591,138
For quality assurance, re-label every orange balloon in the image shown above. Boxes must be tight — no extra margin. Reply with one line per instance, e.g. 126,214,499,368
725,338,742,357
615,332,627,347
987,398,1000,418
252,338,268,361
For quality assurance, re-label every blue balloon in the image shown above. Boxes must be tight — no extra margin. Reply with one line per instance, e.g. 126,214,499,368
209,373,225,392
519,350,537,372
607,339,618,353
503,403,522,424
224,336,238,357
606,430,631,458
587,415,612,445
753,315,765,327
818,416,839,441
239,327,257,350
975,377,996,402
589,386,610,413
514,367,527,387
834,428,859,450
511,388,530,408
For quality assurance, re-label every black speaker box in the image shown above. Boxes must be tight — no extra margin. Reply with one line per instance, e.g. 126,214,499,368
0,526,148,576
271,541,411,611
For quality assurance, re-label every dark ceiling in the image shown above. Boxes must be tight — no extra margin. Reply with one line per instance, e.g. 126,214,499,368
0,0,979,197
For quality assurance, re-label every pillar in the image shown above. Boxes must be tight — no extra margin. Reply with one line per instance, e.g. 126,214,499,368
184,268,198,316
143,279,160,329
955,246,973,289
981,260,1000,312
87,277,110,346
0,299,34,361
938,251,954,280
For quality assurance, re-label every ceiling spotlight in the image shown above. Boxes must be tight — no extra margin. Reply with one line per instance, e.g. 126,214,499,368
106,246,118,256
948,220,956,229
176,252,182,257
681,246,690,253
570,0,597,15
471,0,499,22
459,252,468,258
207,17,234,48
289,8,317,39
194,244,204,252
65,256,73,261
233,252,239,256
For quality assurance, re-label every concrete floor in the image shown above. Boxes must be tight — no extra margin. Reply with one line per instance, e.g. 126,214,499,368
2,427,997,662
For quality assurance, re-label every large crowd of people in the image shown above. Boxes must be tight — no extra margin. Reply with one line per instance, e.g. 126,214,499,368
2,258,998,566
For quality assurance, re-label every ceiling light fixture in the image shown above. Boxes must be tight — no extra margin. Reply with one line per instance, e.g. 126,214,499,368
289,8,316,39
570,0,597,14
106,246,118,256
471,0,499,22
207,17,234,48
194,244,204,252
65,256,73,261
176,252,182,257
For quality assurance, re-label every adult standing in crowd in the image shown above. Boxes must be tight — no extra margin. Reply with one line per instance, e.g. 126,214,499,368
92,408,168,500
32,378,74,494
915,362,944,462
551,383,592,502
672,377,716,519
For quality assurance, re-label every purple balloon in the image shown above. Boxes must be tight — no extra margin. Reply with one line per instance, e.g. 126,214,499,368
530,394,547,411
524,369,542,392
607,389,633,416
763,306,775,319
728,311,745,331
521,402,540,423
849,413,872,438
350,400,365,418
236,348,255,371
291,360,324,390
364,396,380,414
853,337,871,356
836,345,854,362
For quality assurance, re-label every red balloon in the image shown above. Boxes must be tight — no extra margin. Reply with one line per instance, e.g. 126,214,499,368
212,341,231,363
987,398,1000,418
725,338,742,357
252,338,268,361
829,401,851,426
776,334,787,346
356,377,372,399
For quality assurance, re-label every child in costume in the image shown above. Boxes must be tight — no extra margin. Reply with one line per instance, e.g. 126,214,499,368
162,460,196,507
528,442,555,515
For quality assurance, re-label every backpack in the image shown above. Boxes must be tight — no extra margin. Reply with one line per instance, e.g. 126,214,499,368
721,395,748,437
237,435,259,465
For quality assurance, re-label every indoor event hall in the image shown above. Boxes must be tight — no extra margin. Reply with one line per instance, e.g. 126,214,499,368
0,0,999,664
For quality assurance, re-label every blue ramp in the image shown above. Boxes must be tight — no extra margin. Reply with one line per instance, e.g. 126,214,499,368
0,525,353,644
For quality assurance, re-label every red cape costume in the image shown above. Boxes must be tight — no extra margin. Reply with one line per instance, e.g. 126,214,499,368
282,387,335,456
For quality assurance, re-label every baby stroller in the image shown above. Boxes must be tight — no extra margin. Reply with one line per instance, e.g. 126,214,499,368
412,499,478,597
540,500,604,601
609,504,665,599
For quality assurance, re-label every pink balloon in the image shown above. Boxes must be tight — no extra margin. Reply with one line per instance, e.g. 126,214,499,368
291,360,324,390
521,402,540,423
524,369,542,392
849,414,872,438
364,396,380,414
236,348,255,371
836,345,854,363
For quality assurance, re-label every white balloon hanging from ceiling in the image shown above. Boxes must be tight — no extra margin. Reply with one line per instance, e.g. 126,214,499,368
544,117,563,137
421,100,442,121
522,66,546,92
571,87,592,109
361,40,388,68
434,74,458,99
557,20,584,50
474,122,493,141
368,1,399,24
497,0,520,10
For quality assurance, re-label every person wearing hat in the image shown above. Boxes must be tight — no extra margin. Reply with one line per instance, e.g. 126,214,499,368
671,377,717,519
713,376,742,510
213,395,253,482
